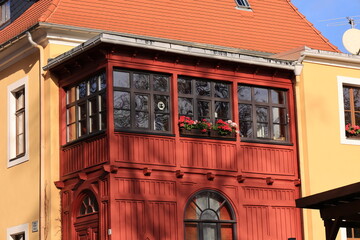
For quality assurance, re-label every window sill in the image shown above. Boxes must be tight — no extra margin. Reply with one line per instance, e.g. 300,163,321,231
179,129,237,141
7,154,29,168
63,130,106,147
115,129,175,137
240,138,293,146
235,6,252,11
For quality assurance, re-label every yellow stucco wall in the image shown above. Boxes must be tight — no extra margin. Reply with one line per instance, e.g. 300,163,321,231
296,60,360,240
0,40,75,240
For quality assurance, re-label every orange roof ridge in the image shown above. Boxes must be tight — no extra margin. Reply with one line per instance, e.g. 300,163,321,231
39,0,62,22
286,0,339,52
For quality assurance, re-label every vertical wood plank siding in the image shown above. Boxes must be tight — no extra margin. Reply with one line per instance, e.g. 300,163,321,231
61,134,296,175
241,145,295,175
61,135,108,175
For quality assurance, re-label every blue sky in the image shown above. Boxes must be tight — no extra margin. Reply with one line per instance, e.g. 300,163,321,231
291,0,360,53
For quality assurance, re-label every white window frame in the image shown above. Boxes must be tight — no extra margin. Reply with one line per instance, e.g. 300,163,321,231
7,76,29,167
7,223,28,240
337,76,360,145
0,0,10,25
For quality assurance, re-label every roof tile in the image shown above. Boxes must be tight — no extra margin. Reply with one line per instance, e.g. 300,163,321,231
0,0,339,53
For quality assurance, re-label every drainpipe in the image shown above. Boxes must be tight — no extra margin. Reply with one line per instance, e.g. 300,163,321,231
27,31,46,240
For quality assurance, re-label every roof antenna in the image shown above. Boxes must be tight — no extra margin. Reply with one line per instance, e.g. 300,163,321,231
347,17,356,28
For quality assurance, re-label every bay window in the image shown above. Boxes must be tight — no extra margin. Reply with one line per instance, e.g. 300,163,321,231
66,72,106,142
178,76,231,122
113,69,171,133
238,85,289,142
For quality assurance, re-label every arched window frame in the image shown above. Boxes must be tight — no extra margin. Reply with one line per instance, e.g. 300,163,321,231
184,190,237,240
78,192,99,216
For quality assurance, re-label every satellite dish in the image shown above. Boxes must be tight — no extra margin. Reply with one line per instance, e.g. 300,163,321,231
342,28,360,55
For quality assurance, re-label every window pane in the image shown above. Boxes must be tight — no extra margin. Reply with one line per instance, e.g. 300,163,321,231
185,201,198,219
154,95,169,113
254,88,268,103
67,87,76,104
100,94,106,111
16,133,25,155
155,114,170,131
256,107,268,122
198,101,210,118
89,76,98,94
221,223,234,240
354,88,360,111
17,112,25,134
273,124,286,141
345,111,351,124
343,86,350,110
79,120,87,136
16,90,25,110
272,107,286,124
135,111,149,128
257,123,269,138
354,228,360,238
178,98,193,116
113,71,130,88
219,203,232,220
67,123,77,141
239,104,252,121
203,223,217,240
240,122,252,138
78,103,87,120
89,97,98,115
196,80,210,96
133,73,150,90
100,72,106,90
135,95,149,111
347,227,353,237
67,106,76,124
356,112,360,126
178,78,192,94
78,82,87,99
114,91,130,109
100,113,106,130
238,86,251,101
114,109,130,128
215,101,229,119
271,89,285,104
185,223,198,240
201,210,218,220
90,115,99,132
215,83,229,98
153,74,169,92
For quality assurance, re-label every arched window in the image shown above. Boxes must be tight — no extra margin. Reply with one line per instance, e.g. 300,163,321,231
184,191,236,240
79,193,99,216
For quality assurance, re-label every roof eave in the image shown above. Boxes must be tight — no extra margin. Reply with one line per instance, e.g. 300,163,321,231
44,32,295,71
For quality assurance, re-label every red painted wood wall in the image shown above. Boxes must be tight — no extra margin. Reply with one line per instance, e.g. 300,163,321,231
55,44,301,240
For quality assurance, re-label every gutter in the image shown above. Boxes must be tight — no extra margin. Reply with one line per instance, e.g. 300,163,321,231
44,33,296,72
301,49,360,64
27,31,46,240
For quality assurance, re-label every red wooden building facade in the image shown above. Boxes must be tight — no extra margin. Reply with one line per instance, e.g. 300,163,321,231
52,34,301,240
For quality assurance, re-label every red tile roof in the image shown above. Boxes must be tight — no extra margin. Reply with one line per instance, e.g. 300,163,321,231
0,0,338,54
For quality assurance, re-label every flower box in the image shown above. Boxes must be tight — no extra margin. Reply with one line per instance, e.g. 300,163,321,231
346,135,360,140
179,128,209,137
209,130,236,139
